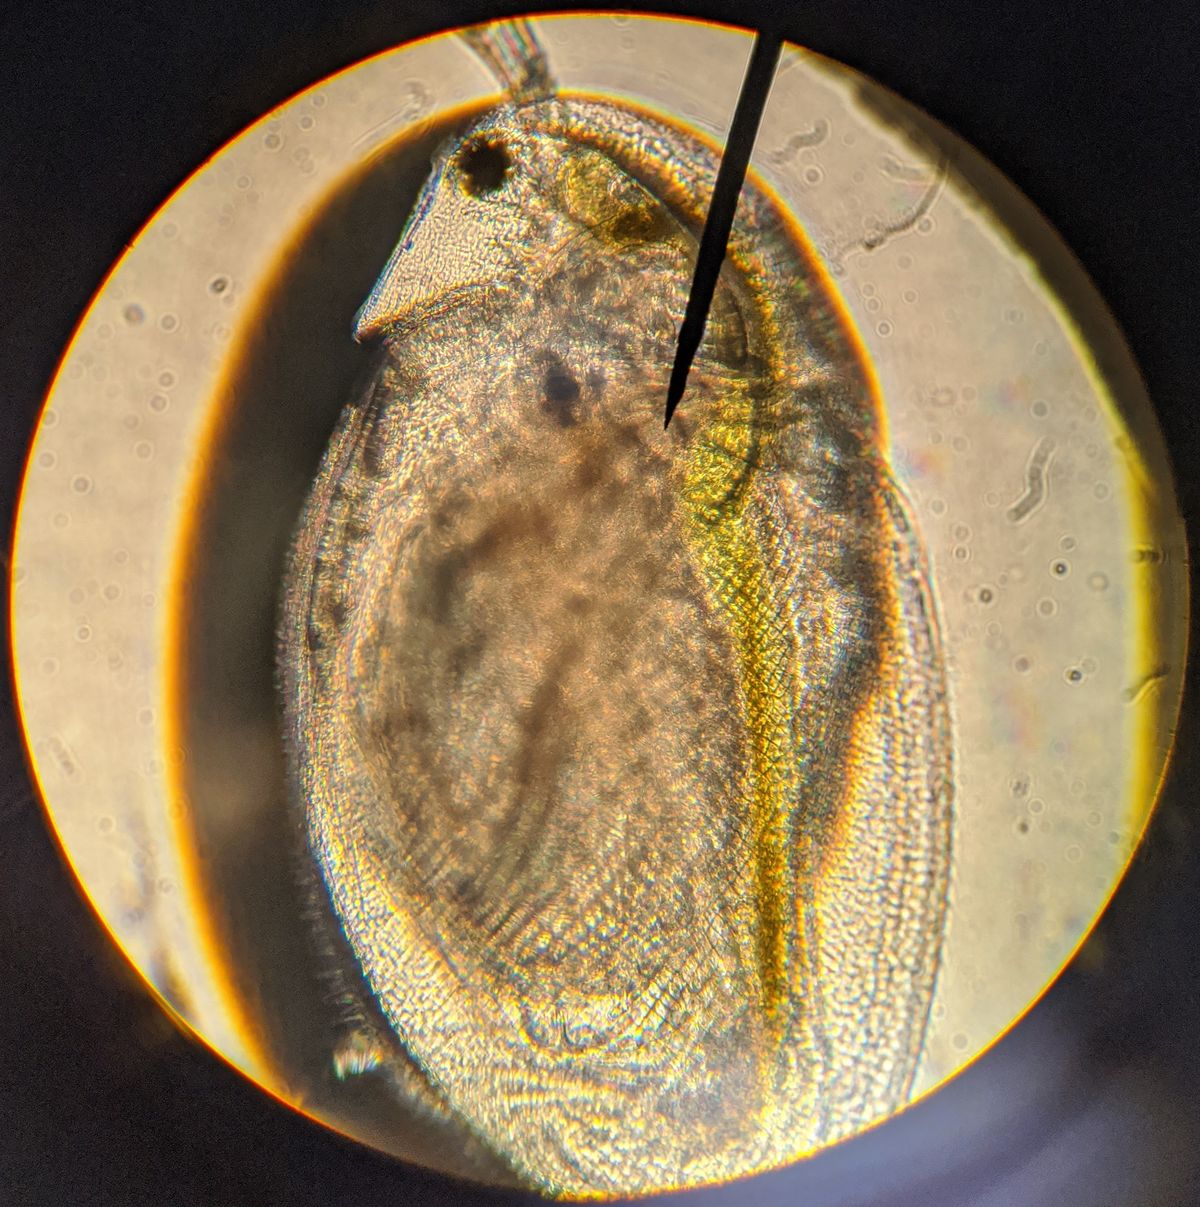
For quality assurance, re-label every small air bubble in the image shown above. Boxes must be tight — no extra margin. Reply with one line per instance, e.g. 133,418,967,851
1065,667,1083,684
978,587,994,604
1051,560,1070,577
209,275,229,295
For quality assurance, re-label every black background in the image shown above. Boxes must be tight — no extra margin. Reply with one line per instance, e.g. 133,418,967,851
2,2,1199,1204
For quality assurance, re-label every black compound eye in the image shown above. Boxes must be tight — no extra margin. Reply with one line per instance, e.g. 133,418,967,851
456,135,512,197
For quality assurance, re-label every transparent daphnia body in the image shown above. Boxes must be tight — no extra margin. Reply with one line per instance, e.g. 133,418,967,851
279,70,954,1198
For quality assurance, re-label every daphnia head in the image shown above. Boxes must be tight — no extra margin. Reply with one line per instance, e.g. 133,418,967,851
354,100,676,340
355,100,685,341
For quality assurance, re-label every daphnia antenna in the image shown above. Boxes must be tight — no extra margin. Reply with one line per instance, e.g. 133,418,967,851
460,18,556,101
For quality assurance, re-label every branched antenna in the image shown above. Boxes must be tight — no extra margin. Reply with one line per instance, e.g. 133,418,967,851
461,18,556,101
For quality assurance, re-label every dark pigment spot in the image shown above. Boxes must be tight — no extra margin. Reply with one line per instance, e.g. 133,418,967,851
542,361,582,427
457,136,512,196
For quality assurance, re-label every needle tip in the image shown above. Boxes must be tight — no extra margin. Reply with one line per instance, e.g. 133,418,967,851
663,372,685,429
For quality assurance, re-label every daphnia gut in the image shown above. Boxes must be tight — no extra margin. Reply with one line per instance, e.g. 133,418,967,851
279,93,954,1198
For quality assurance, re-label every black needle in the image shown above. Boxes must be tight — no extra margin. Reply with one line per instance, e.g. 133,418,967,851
664,28,783,428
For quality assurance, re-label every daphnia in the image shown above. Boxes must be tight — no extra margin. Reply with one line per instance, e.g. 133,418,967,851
280,19,953,1199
